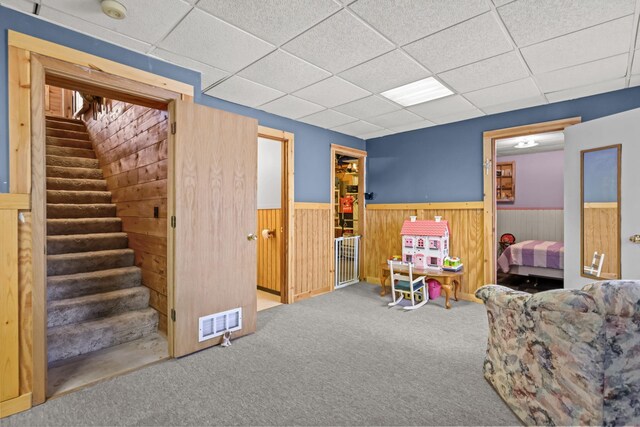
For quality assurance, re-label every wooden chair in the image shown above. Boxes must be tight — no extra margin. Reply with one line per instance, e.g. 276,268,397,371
584,252,605,277
387,260,428,310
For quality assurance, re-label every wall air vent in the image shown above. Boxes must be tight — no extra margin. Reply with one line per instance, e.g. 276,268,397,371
198,308,242,342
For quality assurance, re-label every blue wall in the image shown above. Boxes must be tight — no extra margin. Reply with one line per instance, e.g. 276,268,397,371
0,5,363,202
366,86,640,203
583,146,618,203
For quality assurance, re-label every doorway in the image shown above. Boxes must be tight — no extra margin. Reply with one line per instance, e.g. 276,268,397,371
482,117,581,286
256,127,295,309
39,83,171,398
494,131,565,293
331,144,366,288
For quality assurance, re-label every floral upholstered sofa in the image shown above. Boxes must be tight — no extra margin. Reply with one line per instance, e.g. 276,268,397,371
476,280,640,426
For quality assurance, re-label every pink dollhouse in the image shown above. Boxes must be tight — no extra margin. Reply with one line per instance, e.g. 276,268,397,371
401,216,450,269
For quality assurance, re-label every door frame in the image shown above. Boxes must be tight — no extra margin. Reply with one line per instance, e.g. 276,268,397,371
330,144,367,285
257,126,295,304
9,31,192,407
482,117,581,286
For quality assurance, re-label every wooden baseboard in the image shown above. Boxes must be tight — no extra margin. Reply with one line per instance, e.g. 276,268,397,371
1,392,32,418
294,286,332,302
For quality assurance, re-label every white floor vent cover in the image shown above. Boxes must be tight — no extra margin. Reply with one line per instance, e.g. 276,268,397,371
198,308,242,342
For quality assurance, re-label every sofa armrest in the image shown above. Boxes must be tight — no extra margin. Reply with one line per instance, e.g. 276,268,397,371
475,284,531,309
582,280,640,317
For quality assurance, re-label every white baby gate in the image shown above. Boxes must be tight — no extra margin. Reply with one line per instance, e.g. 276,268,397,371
334,236,361,289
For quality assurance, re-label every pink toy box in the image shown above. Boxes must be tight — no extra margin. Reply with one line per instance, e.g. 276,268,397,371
427,279,441,299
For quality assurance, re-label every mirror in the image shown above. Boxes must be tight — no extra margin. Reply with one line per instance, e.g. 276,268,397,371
581,145,621,279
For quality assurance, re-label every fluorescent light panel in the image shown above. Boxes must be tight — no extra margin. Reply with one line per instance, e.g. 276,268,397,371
381,77,453,107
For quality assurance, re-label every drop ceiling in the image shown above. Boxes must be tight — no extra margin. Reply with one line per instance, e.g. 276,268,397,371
3,0,640,140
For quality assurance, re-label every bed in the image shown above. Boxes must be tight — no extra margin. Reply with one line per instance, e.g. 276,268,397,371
497,240,564,279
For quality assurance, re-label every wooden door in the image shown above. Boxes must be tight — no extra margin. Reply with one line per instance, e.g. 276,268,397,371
170,100,258,357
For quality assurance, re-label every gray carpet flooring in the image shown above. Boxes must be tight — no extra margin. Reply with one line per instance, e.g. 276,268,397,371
4,283,520,426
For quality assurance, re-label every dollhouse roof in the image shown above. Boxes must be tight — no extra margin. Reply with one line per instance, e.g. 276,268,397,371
401,219,449,237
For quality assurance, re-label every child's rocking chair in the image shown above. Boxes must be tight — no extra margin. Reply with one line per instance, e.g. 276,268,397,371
387,260,428,310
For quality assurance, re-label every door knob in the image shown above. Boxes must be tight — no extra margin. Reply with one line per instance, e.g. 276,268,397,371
247,233,258,241
630,234,640,244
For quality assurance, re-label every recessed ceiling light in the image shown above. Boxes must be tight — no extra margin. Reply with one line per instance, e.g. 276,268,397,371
514,139,538,149
101,0,127,20
380,77,453,107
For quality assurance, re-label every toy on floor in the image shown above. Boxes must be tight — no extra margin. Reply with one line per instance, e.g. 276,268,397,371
401,216,450,270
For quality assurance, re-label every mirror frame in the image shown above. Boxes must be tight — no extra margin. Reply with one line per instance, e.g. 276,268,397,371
580,144,622,280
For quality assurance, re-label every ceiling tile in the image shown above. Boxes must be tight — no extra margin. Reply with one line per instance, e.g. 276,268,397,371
238,50,330,93
432,108,485,125
43,0,192,44
1,0,34,12
150,48,229,90
298,109,358,128
197,0,340,45
438,51,529,93
404,12,513,73
536,54,628,93
492,0,515,6
632,50,640,74
367,109,423,128
464,78,541,108
39,6,152,53
259,95,324,119
293,77,370,108
333,95,400,119
204,76,284,107
388,120,436,133
482,95,547,115
359,129,395,139
339,50,430,93
498,0,635,47
331,120,382,137
159,8,274,72
282,10,394,73
521,16,632,74
545,78,626,103
349,0,489,45
407,95,476,119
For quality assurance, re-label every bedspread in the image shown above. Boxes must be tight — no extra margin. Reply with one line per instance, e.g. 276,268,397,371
497,240,564,273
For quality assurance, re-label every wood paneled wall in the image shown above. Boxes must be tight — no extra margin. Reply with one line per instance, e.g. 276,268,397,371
0,195,32,416
293,204,332,301
497,209,564,243
583,204,619,278
84,100,169,331
365,205,484,301
257,209,282,294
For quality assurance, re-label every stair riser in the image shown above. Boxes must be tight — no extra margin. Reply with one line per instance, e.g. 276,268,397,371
48,268,141,301
47,178,107,192
47,250,134,276
47,234,128,255
46,128,90,140
47,204,116,219
47,190,111,204
48,287,150,328
45,120,86,132
47,155,99,169
47,309,158,363
47,166,103,180
46,137,93,150
46,145,96,159
47,219,122,235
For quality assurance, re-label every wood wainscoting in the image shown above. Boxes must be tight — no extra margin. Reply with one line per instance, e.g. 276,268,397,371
365,202,484,302
83,100,169,331
0,195,33,416
293,203,333,301
257,209,282,294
